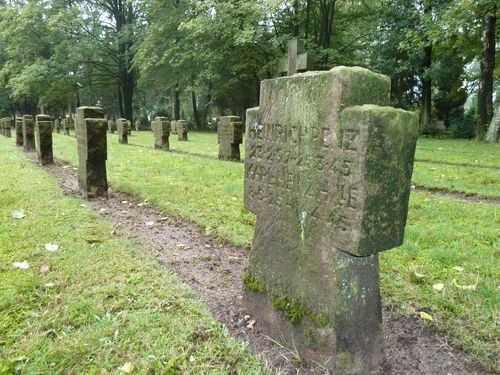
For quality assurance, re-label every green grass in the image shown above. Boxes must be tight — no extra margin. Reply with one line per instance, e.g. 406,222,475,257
129,131,227,159
412,162,499,197
128,131,500,198
0,138,268,374
416,138,500,169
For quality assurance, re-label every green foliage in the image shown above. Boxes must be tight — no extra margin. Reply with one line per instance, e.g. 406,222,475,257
450,108,477,139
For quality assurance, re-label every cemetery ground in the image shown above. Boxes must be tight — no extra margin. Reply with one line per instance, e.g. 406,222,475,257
0,132,498,373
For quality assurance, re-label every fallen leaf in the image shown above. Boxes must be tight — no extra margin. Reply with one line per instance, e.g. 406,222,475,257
121,201,128,204
453,279,477,290
137,203,146,207
413,271,425,279
44,282,55,288
453,266,464,272
145,221,155,226
189,355,195,363
120,362,134,373
13,261,29,269
433,283,445,292
39,263,50,273
159,217,169,222
45,243,59,252
11,209,25,219
419,311,434,321
247,319,256,329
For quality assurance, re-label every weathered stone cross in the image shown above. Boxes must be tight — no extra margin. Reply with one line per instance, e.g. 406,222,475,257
243,66,418,374
279,38,313,76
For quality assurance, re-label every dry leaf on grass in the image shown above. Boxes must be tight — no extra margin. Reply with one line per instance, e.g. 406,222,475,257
247,319,256,329
119,362,134,373
419,311,434,321
12,261,29,269
432,283,445,292
45,243,59,252
39,264,50,273
453,278,478,290
11,209,25,219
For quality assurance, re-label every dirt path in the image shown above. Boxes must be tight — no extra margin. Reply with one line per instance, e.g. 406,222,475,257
414,158,499,170
412,185,499,205
32,156,491,375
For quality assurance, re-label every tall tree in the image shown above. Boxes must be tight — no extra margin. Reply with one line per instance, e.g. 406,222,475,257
476,3,497,140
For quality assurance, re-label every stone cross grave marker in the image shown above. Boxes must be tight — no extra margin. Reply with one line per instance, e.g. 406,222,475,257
107,120,115,134
243,66,418,374
177,120,188,141
170,120,178,134
63,118,70,135
7,118,13,138
76,106,108,198
22,115,36,152
218,116,244,161
116,118,129,144
35,114,54,165
152,117,170,151
15,118,23,146
279,38,313,76
54,117,61,133
0,118,11,137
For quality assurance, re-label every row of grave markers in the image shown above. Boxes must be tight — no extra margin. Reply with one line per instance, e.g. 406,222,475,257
1,112,245,166
1,57,418,374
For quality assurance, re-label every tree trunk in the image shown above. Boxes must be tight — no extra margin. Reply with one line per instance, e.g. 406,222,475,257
292,0,300,37
122,70,134,124
174,82,181,120
420,0,433,130
305,0,311,40
118,87,124,117
477,6,496,140
192,90,201,129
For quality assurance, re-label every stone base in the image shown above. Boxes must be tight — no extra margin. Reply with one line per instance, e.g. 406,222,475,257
244,288,384,375
218,144,241,161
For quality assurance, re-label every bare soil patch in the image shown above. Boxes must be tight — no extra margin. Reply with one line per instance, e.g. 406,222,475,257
32,156,491,375
413,185,499,205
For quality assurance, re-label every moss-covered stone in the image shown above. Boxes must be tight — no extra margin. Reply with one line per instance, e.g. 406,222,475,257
243,66,418,374
218,116,243,161
116,118,129,144
35,114,54,166
152,117,170,151
76,107,108,198
22,115,35,152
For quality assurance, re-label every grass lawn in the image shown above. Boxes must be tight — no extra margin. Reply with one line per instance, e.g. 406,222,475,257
48,132,500,370
0,138,268,374
128,131,500,198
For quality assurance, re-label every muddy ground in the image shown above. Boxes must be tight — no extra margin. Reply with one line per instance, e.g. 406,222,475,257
31,156,491,375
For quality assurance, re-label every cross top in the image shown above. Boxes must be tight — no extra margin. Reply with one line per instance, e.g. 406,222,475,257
279,38,313,76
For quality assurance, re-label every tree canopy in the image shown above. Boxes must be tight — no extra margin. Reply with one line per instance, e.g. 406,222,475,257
0,0,498,138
